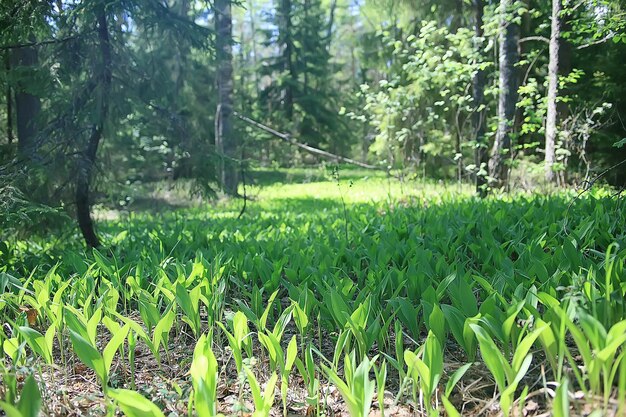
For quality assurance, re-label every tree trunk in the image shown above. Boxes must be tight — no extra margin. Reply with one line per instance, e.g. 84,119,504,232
76,2,111,248
215,0,238,195
5,53,13,144
451,0,465,33
544,0,561,183
10,43,41,158
473,0,488,197
489,0,520,188
303,0,310,98
327,0,337,49
280,0,294,120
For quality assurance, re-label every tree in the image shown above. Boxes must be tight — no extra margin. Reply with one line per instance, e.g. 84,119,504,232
472,0,488,196
75,1,112,248
544,0,561,183
215,0,238,195
10,44,41,160
3,53,12,144
489,0,520,188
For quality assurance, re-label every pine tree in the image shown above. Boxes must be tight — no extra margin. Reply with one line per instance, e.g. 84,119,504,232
260,0,345,152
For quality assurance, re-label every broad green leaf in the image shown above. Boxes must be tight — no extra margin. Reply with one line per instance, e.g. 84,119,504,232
0,402,23,417
108,389,165,417
93,249,114,278
511,325,546,372
17,327,52,364
68,329,106,386
86,307,102,346
445,363,472,397
470,324,509,390
441,395,461,417
17,375,41,417
191,334,219,417
153,309,175,356
260,290,279,330
428,304,445,345
103,324,130,376
285,335,298,372
553,378,569,417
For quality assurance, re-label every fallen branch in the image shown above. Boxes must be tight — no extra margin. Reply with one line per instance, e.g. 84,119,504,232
234,112,379,170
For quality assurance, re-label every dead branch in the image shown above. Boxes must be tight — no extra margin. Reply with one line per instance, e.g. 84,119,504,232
234,112,380,170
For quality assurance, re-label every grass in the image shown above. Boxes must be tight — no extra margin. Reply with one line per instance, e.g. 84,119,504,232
0,167,625,416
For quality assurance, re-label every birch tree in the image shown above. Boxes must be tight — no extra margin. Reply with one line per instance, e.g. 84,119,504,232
544,0,561,183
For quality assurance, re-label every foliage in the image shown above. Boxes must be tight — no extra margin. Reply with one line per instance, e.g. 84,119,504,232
0,172,624,415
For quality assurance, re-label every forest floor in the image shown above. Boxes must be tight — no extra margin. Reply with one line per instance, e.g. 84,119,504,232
2,167,625,417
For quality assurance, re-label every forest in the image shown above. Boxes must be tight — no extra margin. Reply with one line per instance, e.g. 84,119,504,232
1,0,626,416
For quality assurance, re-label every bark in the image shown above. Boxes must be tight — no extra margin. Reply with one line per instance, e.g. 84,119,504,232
215,0,238,195
76,2,111,248
173,0,190,97
545,0,561,183
5,53,13,144
280,0,294,120
473,0,488,197
451,0,465,33
10,43,41,158
451,0,465,182
303,0,310,97
327,0,337,48
489,0,520,188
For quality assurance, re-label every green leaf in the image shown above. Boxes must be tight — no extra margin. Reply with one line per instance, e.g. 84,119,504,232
64,307,89,342
428,304,446,345
108,389,165,417
553,378,569,417
233,311,249,348
262,373,278,407
17,375,41,417
93,249,115,277
3,337,22,364
292,302,309,333
152,309,175,358
68,329,106,387
17,327,52,364
260,290,279,330
441,395,461,417
285,335,298,372
245,368,264,409
445,363,472,397
511,324,546,372
86,307,102,346
103,324,130,376
470,324,509,390
176,282,199,335
535,318,558,371
323,364,358,417
0,402,23,417
190,334,219,417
